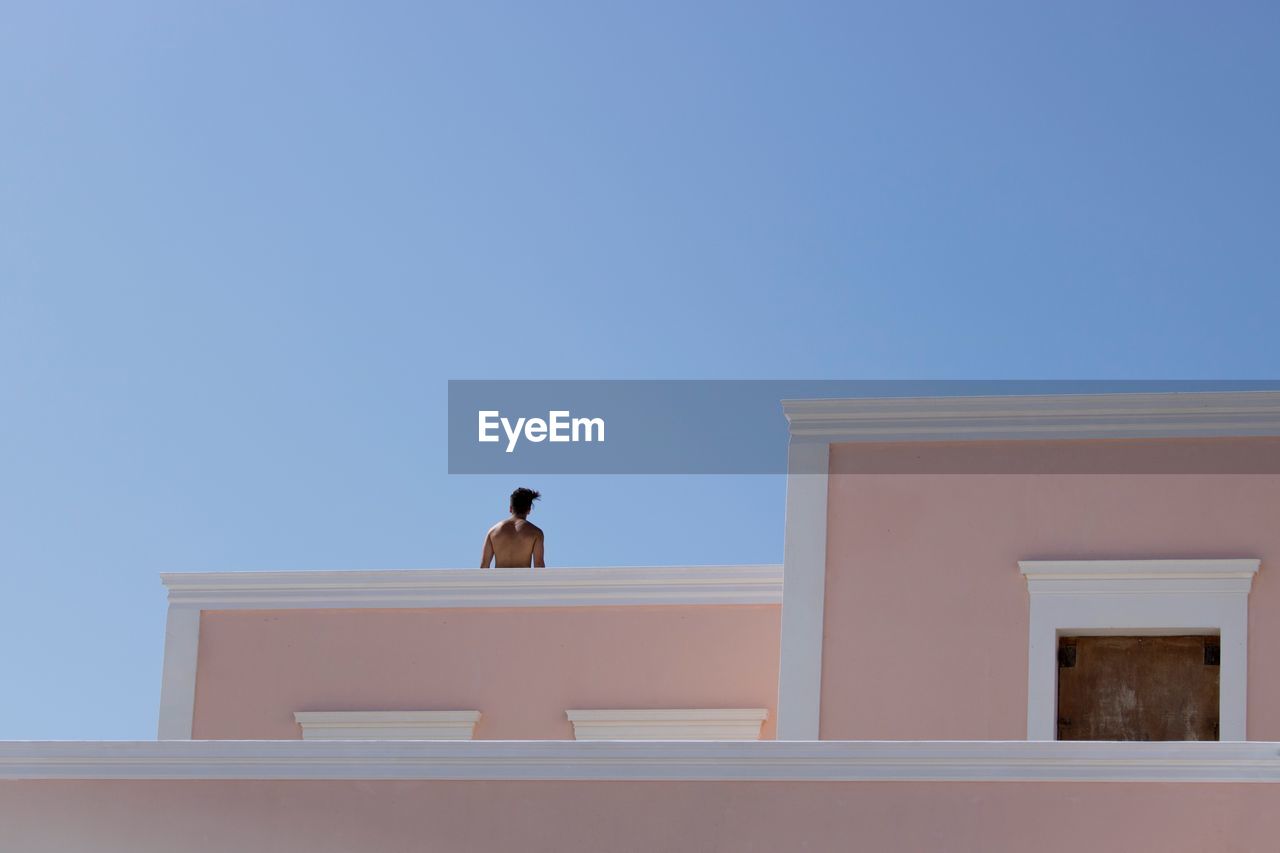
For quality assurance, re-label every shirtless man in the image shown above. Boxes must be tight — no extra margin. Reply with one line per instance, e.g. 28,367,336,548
481,487,545,568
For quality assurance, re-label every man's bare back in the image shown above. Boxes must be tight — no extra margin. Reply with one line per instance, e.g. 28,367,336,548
482,517,545,568
482,487,545,568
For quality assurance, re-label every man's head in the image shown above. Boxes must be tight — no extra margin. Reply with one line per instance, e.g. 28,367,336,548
509,487,541,518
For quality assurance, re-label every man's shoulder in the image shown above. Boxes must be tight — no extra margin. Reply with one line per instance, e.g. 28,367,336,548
522,520,544,536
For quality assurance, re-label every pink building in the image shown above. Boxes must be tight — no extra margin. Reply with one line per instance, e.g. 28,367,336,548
5,390,1280,851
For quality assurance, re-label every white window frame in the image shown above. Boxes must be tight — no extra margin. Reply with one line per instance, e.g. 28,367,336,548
1020,559,1260,741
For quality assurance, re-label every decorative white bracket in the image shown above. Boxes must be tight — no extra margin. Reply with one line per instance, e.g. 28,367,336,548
294,711,481,740
566,709,768,740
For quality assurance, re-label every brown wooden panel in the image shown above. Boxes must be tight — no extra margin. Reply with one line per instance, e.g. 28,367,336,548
1056,636,1219,741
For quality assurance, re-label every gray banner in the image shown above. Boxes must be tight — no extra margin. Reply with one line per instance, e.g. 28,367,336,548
447,380,1280,474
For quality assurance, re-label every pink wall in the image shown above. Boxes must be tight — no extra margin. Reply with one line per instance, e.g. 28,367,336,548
821,437,1280,740
193,605,779,739
3,779,1278,852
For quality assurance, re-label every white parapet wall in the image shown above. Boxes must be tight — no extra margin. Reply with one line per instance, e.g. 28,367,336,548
157,564,783,740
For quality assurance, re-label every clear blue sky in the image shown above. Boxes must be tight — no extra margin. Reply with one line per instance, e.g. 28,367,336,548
2,2,1278,740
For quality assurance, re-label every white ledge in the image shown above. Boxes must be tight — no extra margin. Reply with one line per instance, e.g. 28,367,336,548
1019,559,1260,595
295,711,481,741
783,390,1280,442
1020,559,1261,580
160,565,783,609
4,741,1280,782
567,709,768,741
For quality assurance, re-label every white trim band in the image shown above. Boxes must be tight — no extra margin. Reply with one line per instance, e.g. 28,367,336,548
161,565,784,609
566,709,767,741
783,390,1280,442
4,740,1280,782
294,711,481,741
776,439,829,740
157,605,201,741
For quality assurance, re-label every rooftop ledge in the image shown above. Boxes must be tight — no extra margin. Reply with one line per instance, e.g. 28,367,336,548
781,389,1280,442
3,740,1279,782
160,564,784,609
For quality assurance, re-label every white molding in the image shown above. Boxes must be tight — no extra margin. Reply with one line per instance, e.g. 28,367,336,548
294,711,480,740
156,605,200,740
566,709,767,741
160,565,784,609
4,740,1280,782
1021,559,1260,584
776,439,829,740
156,565,781,742
783,390,1280,442
1020,559,1260,741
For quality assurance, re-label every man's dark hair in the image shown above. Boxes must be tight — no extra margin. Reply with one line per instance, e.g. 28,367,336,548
510,487,541,516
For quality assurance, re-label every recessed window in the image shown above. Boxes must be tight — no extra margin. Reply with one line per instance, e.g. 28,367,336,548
1019,559,1258,741
1056,635,1219,741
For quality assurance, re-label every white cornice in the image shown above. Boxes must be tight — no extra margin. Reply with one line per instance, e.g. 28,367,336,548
160,565,784,609
1019,559,1261,579
783,390,1280,442
1019,559,1260,596
4,740,1280,782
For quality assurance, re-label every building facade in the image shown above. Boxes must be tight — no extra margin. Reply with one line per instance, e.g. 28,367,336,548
4,390,1280,851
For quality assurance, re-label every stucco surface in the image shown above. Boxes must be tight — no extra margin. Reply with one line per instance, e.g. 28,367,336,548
193,605,780,739
2,779,1276,852
822,438,1280,740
